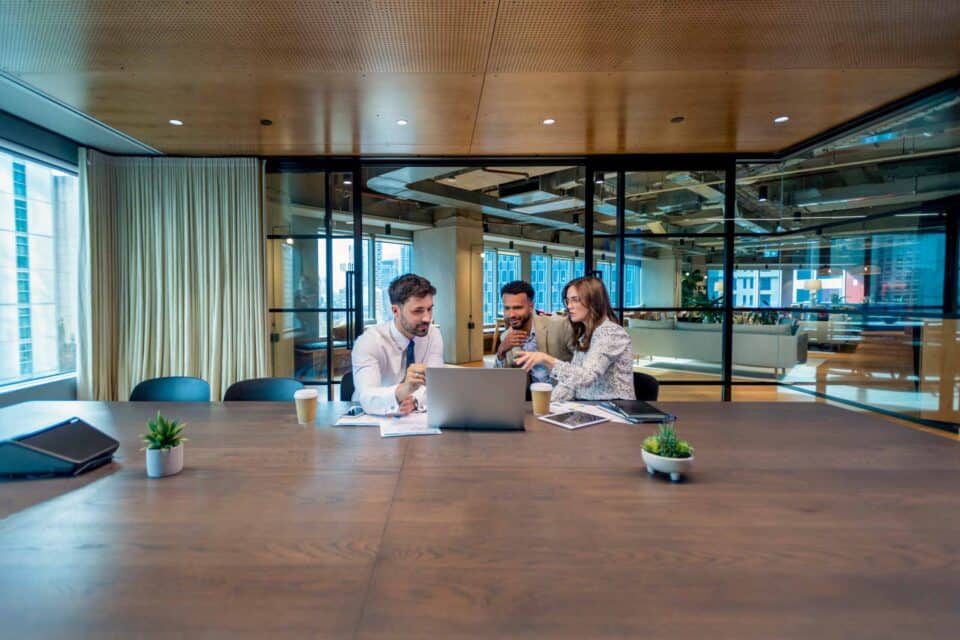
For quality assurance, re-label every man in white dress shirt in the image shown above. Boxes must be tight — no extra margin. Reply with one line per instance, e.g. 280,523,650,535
351,273,444,415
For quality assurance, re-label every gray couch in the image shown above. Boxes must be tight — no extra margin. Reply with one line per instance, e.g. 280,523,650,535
626,318,808,376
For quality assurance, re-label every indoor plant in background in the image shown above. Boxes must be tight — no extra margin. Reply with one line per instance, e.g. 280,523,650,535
641,422,695,482
142,412,187,478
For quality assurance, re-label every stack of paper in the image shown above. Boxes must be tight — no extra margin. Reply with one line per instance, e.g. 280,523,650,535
379,412,442,438
334,412,381,427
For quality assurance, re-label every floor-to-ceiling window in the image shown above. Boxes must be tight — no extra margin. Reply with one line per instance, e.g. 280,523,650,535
0,145,78,389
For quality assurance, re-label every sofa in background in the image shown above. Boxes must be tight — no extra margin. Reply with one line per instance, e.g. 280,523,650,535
626,318,808,377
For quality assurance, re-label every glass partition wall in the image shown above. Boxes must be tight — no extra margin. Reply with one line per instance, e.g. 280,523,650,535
591,167,730,401
265,165,360,400
262,85,959,429
359,163,587,365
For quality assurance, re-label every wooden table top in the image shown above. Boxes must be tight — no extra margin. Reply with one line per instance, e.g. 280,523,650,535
1,401,958,639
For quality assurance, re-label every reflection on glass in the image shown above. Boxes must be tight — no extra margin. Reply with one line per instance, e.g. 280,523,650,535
270,311,352,386
265,172,326,235
330,172,353,229
622,170,726,233
734,222,946,309
605,238,725,310
782,315,959,425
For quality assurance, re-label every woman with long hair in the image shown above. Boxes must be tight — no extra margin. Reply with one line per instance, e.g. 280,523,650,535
515,276,635,401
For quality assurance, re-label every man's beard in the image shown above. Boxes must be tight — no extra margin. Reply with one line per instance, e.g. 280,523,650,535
507,313,531,330
401,316,430,337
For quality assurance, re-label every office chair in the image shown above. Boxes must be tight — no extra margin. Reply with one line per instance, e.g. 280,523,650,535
339,371,355,402
130,376,211,402
222,377,304,402
633,372,660,401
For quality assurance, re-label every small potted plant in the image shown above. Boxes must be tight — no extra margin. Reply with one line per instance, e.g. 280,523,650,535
142,411,187,478
641,422,694,482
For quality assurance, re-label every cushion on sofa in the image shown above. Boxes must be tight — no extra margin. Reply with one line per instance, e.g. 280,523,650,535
675,322,720,331
627,318,675,330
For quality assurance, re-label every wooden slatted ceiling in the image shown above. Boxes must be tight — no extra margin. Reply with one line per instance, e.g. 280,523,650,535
0,0,957,155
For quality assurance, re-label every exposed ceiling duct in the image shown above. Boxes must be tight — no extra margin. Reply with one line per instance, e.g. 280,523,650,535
366,166,593,232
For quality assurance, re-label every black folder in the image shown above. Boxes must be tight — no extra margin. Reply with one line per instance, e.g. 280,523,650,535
598,400,673,423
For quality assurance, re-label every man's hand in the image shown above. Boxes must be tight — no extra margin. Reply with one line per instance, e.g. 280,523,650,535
397,396,416,415
396,363,427,401
404,363,427,390
497,330,528,359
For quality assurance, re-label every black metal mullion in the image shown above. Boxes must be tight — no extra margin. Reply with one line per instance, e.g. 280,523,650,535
324,173,334,401
722,163,736,401
352,160,364,344
943,200,959,316
584,166,595,277
616,169,626,315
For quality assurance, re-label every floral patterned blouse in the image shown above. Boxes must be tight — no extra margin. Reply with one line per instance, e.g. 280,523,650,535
550,319,636,401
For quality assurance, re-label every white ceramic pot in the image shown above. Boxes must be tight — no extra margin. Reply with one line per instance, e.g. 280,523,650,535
145,443,184,478
641,449,694,482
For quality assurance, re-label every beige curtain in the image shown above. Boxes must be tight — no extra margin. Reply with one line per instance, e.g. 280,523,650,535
78,149,268,401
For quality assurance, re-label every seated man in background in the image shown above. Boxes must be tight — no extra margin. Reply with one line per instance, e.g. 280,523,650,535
352,273,444,415
494,280,574,385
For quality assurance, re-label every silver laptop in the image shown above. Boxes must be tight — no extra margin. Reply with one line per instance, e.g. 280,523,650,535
427,368,527,430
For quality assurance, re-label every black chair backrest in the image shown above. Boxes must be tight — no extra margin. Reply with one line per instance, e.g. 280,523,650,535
130,376,211,402
339,371,355,402
223,377,304,402
633,372,660,401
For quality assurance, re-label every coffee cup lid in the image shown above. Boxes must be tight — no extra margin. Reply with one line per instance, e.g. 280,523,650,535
529,382,553,391
294,388,318,399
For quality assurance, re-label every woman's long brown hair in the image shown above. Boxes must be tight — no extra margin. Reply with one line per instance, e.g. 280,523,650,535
562,276,620,352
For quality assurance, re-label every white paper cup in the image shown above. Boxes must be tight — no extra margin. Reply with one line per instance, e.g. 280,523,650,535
294,388,319,424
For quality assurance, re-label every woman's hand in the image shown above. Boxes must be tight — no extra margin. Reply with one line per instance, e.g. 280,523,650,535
514,350,555,373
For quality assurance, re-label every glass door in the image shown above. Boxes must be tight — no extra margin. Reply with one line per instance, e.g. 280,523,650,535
265,166,361,400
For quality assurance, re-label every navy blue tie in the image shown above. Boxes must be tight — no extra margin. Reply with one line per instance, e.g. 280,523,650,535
405,339,416,368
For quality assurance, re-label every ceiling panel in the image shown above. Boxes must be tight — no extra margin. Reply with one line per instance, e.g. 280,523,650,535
18,71,484,155
488,0,960,72
0,0,957,155
0,0,497,73
470,69,954,154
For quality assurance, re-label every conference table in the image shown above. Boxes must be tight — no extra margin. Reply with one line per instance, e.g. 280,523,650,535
1,400,958,639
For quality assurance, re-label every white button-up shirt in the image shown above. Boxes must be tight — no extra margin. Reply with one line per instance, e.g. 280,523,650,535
350,320,445,415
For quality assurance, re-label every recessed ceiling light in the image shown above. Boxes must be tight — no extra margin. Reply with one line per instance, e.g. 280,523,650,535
343,179,352,185
169,119,183,126
670,116,685,124
773,115,790,124
542,118,556,125
260,119,273,126
396,119,408,126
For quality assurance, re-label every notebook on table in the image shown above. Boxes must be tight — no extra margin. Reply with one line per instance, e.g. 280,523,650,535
597,399,673,423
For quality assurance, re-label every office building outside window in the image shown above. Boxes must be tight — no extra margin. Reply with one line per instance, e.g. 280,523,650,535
482,249,521,324
372,239,411,322
0,146,78,387
530,254,550,311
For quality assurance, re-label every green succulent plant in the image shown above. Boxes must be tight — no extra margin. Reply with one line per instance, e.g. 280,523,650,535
642,423,693,459
142,412,187,451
